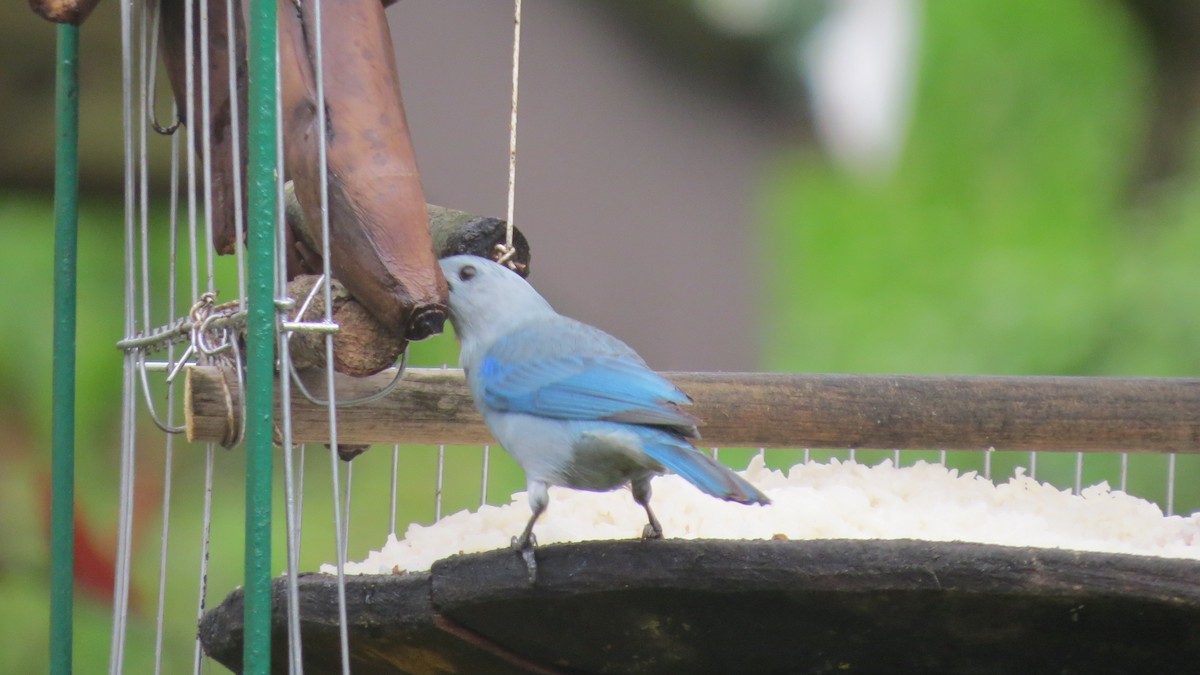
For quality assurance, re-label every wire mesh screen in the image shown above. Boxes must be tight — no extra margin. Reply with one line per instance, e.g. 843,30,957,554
100,1,1200,673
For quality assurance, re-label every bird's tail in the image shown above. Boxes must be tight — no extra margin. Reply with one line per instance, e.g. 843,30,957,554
638,430,770,505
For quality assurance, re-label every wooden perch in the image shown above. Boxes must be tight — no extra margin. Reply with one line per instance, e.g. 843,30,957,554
185,367,1200,453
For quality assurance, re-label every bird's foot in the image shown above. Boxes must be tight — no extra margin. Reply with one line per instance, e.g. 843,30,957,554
511,534,538,583
641,523,664,541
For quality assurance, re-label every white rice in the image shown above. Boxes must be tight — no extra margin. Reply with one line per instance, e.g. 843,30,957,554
322,456,1200,575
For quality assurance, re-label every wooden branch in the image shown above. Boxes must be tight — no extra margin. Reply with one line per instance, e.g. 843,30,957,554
185,366,1200,453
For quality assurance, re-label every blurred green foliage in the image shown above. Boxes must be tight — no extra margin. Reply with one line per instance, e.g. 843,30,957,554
760,0,1199,512
4,0,1200,671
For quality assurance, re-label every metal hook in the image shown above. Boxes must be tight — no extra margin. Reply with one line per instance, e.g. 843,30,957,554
136,349,187,434
146,1,182,135
286,347,409,408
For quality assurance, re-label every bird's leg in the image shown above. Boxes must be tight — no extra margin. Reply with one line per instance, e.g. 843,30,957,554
512,480,548,583
632,477,663,540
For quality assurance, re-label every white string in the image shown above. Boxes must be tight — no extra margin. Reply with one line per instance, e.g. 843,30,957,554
498,0,523,266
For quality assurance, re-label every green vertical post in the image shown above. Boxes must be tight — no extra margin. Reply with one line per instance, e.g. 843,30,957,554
50,22,80,675
244,0,277,671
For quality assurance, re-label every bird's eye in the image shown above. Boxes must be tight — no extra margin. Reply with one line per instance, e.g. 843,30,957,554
459,265,477,282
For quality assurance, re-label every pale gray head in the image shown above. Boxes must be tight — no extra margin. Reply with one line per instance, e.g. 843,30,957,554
439,255,557,345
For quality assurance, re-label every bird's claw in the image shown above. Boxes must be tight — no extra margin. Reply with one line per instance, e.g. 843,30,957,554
511,534,538,583
641,523,664,541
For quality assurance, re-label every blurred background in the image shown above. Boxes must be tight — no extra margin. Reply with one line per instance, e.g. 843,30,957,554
4,0,1200,670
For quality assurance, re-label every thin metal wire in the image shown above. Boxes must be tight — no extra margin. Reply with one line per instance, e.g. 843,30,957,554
286,341,410,407
892,449,901,466
436,445,446,521
138,5,152,334
227,0,247,302
342,462,354,563
391,445,401,536
110,381,137,675
137,350,186,433
199,0,216,290
983,448,992,480
152,105,181,675
152,424,177,675
191,445,216,675
110,1,138,669
297,445,307,546
184,0,199,302
1119,452,1129,492
939,450,947,466
311,0,352,667
848,448,857,463
435,363,448,521
1166,453,1177,516
274,45,305,671
134,4,185,438
1080,451,1089,494
803,448,810,463
1028,451,1038,480
480,445,491,508
282,275,410,407
229,326,249,448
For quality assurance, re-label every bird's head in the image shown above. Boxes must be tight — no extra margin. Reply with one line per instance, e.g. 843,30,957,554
439,255,556,344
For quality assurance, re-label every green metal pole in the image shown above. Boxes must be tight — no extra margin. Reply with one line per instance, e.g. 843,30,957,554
244,0,277,671
50,21,80,675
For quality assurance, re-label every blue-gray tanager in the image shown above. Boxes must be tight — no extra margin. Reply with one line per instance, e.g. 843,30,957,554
440,255,770,580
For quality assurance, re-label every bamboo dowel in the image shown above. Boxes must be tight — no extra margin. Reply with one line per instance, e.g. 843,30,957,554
184,366,1200,453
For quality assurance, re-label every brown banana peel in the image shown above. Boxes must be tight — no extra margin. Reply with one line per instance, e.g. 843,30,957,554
279,0,448,341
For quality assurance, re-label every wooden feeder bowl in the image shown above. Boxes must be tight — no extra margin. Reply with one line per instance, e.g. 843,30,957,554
199,538,1200,674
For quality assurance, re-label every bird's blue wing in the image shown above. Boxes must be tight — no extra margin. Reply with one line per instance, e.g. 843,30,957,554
478,324,699,433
